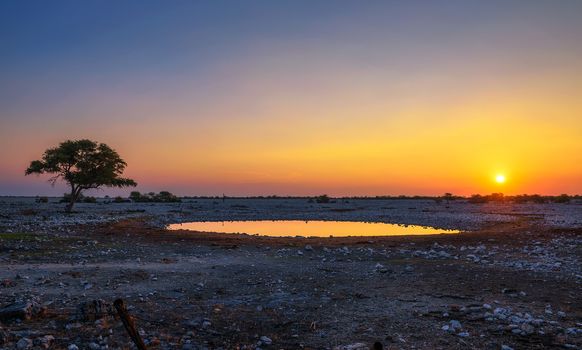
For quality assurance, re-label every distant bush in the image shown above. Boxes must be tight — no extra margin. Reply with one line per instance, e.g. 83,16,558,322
442,193,456,202
129,191,144,202
510,194,546,204
113,196,129,203
553,194,571,203
157,191,181,202
513,195,529,204
468,194,488,204
83,196,97,203
128,191,181,203
467,193,573,204
35,196,48,203
61,193,83,203
489,193,505,202
315,194,330,203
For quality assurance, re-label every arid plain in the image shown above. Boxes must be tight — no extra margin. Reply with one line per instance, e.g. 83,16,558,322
0,198,580,350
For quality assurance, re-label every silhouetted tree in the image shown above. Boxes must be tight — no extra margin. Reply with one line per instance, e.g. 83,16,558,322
554,194,571,203
468,194,488,204
442,193,455,203
25,139,136,212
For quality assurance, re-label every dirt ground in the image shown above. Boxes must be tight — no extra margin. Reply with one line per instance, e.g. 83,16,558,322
0,200,581,350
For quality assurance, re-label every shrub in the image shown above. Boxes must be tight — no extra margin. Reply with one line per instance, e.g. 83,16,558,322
468,194,488,204
35,196,49,203
61,193,84,203
553,194,571,203
113,196,129,203
128,191,181,203
83,196,97,203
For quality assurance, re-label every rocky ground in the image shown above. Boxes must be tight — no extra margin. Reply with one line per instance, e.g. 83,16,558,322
0,198,581,349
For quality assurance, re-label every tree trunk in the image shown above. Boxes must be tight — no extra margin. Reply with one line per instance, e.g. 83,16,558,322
65,186,81,213
65,197,75,213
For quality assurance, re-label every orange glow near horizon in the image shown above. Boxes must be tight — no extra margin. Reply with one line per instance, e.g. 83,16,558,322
3,96,582,197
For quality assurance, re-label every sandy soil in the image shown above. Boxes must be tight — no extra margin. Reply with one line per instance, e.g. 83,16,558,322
0,199,581,350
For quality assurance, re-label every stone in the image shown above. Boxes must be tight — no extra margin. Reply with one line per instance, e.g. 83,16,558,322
520,323,535,335
449,320,462,331
333,343,368,350
259,336,272,345
375,263,388,273
501,345,514,350
16,337,33,350
0,301,43,322
89,342,100,350
68,345,79,350
39,335,55,349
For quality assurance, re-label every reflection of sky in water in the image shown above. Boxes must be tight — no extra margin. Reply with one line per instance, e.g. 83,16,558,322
168,220,459,237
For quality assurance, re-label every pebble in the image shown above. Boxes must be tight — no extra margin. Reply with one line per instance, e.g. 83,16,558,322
374,263,388,273
16,337,32,350
68,344,79,350
39,335,55,349
259,336,272,345
334,343,368,350
450,320,462,330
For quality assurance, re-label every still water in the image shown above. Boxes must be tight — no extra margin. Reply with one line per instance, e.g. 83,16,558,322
167,220,459,237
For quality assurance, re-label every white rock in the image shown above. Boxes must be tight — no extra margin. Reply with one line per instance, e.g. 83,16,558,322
450,320,462,330
333,343,368,350
259,336,272,345
17,338,32,350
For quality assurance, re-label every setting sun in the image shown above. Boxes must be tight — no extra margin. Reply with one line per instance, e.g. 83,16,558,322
495,174,506,184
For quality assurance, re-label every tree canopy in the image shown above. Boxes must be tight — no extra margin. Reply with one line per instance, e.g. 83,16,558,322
25,139,137,212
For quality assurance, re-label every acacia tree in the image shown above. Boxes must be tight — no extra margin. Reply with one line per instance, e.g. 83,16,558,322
25,139,137,212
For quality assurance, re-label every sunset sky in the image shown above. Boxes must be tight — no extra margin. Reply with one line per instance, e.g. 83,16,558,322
1,1,582,196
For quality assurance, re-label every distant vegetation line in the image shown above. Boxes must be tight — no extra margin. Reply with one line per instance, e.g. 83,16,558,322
27,192,582,205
